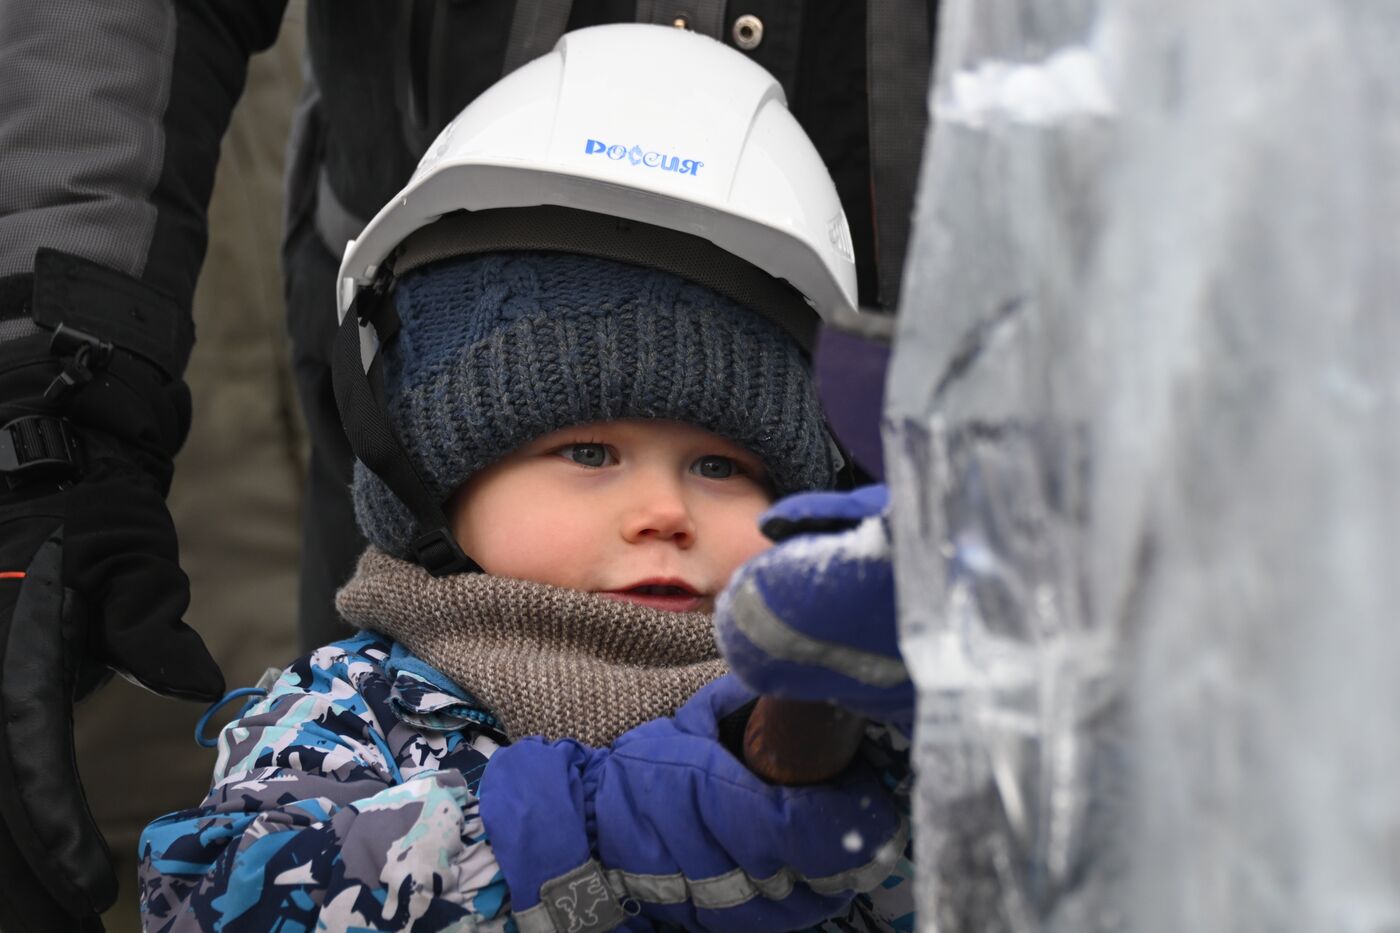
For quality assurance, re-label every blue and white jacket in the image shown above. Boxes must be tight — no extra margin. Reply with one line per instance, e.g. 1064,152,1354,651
138,632,915,932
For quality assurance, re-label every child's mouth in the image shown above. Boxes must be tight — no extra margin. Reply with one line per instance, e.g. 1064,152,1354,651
600,582,705,612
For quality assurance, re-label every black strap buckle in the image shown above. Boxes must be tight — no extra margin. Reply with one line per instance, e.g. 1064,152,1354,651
0,415,83,484
410,528,482,577
44,323,114,404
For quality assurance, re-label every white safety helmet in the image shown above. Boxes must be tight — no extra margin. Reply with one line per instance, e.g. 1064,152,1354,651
336,22,858,372
333,22,858,573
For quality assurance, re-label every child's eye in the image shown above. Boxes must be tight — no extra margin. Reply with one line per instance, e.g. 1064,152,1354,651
691,455,738,479
559,443,613,468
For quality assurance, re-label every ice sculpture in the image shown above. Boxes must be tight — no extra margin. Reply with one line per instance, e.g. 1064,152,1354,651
887,2,1400,930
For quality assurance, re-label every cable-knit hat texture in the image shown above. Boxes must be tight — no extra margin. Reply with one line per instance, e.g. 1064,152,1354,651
353,252,836,558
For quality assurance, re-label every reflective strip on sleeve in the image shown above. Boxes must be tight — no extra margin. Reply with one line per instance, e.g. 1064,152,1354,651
513,816,910,929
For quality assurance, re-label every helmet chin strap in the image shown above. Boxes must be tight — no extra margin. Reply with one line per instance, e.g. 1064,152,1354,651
332,282,482,576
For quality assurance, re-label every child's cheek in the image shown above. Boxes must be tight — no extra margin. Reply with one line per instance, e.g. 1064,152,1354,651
720,516,776,584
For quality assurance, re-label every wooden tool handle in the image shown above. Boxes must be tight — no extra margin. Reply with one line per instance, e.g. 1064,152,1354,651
742,696,865,786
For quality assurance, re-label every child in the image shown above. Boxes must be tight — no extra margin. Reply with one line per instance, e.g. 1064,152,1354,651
139,25,913,933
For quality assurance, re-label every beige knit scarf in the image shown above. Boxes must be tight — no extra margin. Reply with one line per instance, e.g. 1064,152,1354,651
335,548,726,746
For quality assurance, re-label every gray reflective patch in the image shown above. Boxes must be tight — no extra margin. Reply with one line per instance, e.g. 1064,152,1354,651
596,815,911,911
603,865,793,909
532,859,628,933
691,867,794,909
729,575,911,687
601,868,686,905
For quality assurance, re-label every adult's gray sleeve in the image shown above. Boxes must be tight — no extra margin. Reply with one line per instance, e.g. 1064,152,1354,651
0,0,287,351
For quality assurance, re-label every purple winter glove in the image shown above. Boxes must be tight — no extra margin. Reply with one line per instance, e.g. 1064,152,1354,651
478,674,907,933
715,485,914,727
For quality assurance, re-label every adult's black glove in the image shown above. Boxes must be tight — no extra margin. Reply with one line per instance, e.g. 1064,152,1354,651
0,252,224,932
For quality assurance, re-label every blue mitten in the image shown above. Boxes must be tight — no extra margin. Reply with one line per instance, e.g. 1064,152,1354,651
714,484,914,725
478,675,906,933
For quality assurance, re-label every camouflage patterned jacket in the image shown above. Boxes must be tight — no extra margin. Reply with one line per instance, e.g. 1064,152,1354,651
138,631,915,931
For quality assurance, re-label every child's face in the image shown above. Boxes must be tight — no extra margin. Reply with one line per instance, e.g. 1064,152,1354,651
449,419,775,612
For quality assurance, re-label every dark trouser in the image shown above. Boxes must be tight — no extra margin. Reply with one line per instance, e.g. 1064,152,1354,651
282,215,362,650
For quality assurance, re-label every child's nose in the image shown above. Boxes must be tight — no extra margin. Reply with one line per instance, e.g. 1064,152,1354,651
620,479,696,547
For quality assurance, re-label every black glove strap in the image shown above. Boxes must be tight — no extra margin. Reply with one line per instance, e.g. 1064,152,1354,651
30,249,192,381
1,252,193,480
0,415,82,487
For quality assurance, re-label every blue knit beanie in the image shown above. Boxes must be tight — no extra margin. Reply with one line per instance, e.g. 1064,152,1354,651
352,251,837,559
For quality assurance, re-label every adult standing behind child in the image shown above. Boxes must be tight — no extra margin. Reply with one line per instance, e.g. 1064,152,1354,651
0,4,933,928
139,25,914,933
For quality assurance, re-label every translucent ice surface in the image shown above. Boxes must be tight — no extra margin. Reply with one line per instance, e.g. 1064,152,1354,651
887,1,1400,930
